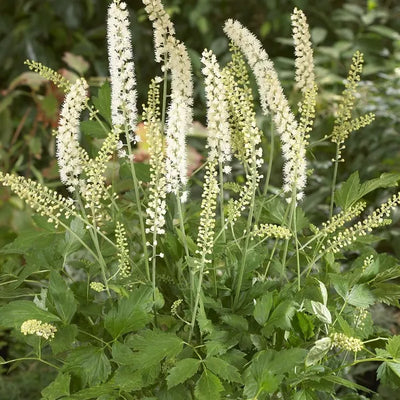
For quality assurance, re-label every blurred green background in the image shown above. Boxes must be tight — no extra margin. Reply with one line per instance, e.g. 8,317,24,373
1,0,400,397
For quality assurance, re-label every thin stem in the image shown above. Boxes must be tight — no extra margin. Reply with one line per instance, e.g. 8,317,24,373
233,172,257,308
218,161,226,243
329,143,340,218
188,255,206,343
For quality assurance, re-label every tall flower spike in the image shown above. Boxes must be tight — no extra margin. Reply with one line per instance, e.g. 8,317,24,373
201,49,231,171
107,0,137,138
144,78,167,236
224,19,308,202
291,8,315,93
164,42,193,195
142,0,175,62
0,172,76,228
143,0,193,197
56,77,89,193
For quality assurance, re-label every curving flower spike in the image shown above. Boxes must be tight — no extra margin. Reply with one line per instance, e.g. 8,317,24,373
107,0,137,138
224,19,308,202
201,49,231,166
56,77,89,193
291,8,315,94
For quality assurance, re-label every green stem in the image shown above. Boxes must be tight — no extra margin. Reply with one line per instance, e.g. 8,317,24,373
233,173,257,308
329,143,340,218
218,161,226,243
188,255,206,343
255,117,274,225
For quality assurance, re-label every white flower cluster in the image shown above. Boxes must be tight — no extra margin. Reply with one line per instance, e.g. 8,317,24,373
90,281,105,292
202,49,231,173
164,42,193,195
252,224,292,240
142,0,193,198
144,79,167,236
21,319,57,340
56,77,89,193
224,19,308,202
291,8,315,93
142,0,176,62
330,332,363,353
196,163,219,263
115,221,131,277
107,0,137,141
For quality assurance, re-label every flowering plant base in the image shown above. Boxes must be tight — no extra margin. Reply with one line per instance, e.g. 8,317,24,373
1,1,400,398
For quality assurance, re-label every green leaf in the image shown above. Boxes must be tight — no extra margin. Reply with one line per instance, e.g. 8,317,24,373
335,172,400,210
254,292,274,326
111,341,136,365
66,383,116,400
293,389,317,400
322,375,373,392
368,25,400,40
293,312,314,340
64,345,111,387
377,361,400,388
263,300,296,332
129,330,183,369
386,336,400,359
194,371,223,400
104,287,153,338
41,373,71,400
50,325,78,355
305,337,332,367
48,271,77,324
204,357,242,383
346,284,375,307
311,301,332,324
167,358,201,388
358,173,400,199
111,366,143,392
81,120,108,138
0,300,60,328
221,314,248,331
335,171,361,210
92,82,112,124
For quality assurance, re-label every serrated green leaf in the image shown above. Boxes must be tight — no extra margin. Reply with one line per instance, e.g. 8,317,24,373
311,301,332,324
167,358,200,388
204,357,242,383
347,284,375,307
194,371,223,400
294,312,314,340
293,389,317,400
111,366,143,392
0,300,60,328
335,171,361,210
221,314,248,331
129,330,183,369
305,337,332,367
104,287,153,338
358,173,400,199
64,345,111,387
111,341,136,365
387,336,400,359
41,373,71,400
48,271,77,324
50,325,78,355
264,300,296,332
66,383,116,400
254,292,274,326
